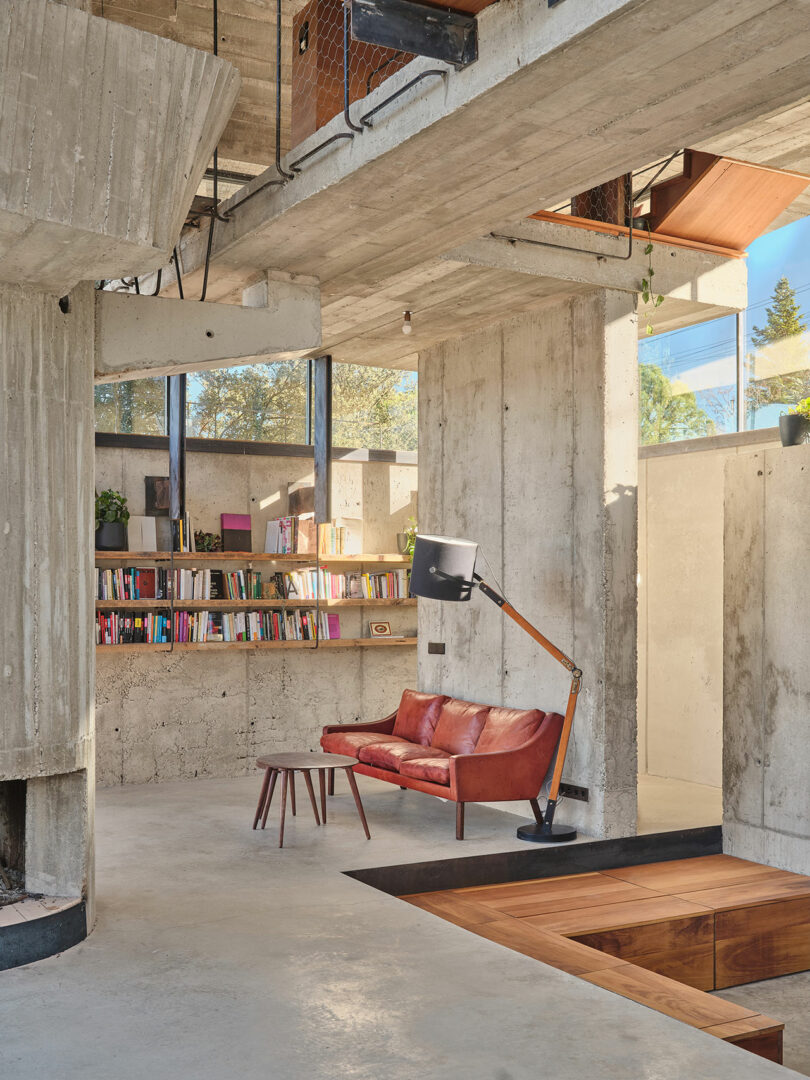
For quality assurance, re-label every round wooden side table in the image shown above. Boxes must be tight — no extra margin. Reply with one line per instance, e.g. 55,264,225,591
252,752,370,848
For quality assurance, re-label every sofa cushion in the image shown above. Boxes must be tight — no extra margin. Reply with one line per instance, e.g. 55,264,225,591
430,698,490,755
392,689,448,746
321,731,394,759
400,756,452,786
474,707,545,754
359,741,449,773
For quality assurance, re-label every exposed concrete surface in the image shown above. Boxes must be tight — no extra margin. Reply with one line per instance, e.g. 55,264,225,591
724,445,810,875
446,218,748,335
94,287,322,382
418,294,638,838
0,0,239,293
0,283,95,783
93,444,418,786
0,774,800,1080
712,972,810,1077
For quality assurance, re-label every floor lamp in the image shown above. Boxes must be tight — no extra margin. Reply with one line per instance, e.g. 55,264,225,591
409,534,581,843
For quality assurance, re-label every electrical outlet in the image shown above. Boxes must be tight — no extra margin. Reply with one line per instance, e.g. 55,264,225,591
559,782,589,802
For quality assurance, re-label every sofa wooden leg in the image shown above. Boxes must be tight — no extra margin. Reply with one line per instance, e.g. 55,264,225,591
456,802,465,841
530,797,544,825
328,768,335,796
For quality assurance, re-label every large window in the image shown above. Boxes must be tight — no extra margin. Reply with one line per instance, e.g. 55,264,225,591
95,360,418,451
640,217,810,445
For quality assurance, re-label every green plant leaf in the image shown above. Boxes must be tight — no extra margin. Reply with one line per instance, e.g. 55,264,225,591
644,243,653,255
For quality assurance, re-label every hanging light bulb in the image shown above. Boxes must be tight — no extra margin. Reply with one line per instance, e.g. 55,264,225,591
402,310,412,335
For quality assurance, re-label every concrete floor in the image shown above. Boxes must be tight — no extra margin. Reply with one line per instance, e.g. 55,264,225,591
713,973,810,1077
638,773,723,834
0,775,800,1080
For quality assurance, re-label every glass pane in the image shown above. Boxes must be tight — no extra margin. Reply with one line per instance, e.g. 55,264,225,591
744,219,810,429
639,317,737,446
94,378,166,435
332,365,417,451
185,360,308,444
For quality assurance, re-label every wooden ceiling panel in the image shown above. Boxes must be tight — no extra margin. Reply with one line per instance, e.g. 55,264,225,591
649,157,810,251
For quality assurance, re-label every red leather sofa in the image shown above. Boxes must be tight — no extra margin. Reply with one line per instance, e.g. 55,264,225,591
321,689,564,839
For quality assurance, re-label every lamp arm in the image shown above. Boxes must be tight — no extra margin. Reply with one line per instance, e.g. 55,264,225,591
474,575,582,831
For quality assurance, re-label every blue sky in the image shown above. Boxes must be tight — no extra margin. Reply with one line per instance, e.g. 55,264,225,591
639,215,810,432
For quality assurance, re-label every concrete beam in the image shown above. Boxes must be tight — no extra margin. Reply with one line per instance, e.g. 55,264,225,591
94,285,321,382
0,0,239,293
153,0,810,321
444,219,748,334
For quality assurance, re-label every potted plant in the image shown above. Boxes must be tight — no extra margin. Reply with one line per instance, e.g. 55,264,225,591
397,518,417,558
95,489,130,551
779,398,810,447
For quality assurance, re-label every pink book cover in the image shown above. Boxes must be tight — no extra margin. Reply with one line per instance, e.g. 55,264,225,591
221,513,251,531
326,614,341,640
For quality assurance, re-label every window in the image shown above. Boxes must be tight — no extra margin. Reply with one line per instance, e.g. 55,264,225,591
639,217,810,446
95,361,419,452
94,377,166,435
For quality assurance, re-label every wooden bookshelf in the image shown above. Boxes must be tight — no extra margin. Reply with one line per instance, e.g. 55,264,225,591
96,598,417,610
96,637,417,654
95,551,412,565
95,550,416,651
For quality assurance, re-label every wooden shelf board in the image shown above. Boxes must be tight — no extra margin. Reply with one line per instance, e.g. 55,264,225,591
95,551,412,565
96,598,416,610
96,636,417,653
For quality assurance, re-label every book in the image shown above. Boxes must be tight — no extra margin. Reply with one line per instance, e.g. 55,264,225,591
221,513,252,552
127,516,157,551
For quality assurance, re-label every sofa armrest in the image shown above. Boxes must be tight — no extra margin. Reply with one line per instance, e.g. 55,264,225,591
451,715,563,802
322,710,397,737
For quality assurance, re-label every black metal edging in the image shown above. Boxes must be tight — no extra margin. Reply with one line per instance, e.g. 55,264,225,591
94,431,417,464
0,901,87,971
344,825,723,897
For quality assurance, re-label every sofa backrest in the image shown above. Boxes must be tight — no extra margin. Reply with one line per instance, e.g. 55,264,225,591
430,698,490,755
474,706,545,754
392,689,448,745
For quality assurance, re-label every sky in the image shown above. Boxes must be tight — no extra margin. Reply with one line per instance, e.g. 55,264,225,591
638,215,810,433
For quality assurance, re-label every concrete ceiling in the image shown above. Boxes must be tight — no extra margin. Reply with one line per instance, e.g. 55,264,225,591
129,0,810,369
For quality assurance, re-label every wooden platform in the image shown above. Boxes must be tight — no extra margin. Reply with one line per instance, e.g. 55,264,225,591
403,855,810,1064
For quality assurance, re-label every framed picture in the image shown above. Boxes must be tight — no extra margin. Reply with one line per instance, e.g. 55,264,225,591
369,620,392,637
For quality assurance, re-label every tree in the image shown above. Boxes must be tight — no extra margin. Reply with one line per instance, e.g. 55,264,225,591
94,378,166,434
745,276,810,414
639,363,716,445
750,276,806,348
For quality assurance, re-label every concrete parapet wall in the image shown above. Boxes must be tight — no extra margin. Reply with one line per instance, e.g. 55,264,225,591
724,444,810,874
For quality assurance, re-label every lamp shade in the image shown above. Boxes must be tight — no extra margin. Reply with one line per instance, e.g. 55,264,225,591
409,535,478,601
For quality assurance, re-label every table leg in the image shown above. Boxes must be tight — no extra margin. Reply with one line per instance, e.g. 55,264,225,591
328,768,335,796
261,770,278,829
289,771,297,816
279,770,289,849
253,768,271,829
344,767,370,840
302,770,321,826
318,770,327,824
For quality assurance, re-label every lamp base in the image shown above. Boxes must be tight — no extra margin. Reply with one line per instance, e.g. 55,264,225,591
516,821,578,843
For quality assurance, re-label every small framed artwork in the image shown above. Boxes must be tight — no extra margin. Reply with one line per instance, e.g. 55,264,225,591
369,620,392,637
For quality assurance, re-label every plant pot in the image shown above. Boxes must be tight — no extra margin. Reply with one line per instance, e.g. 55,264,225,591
95,522,128,551
396,533,410,555
779,414,807,447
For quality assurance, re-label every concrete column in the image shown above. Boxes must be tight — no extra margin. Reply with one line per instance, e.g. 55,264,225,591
0,282,95,910
418,289,638,838
724,446,810,873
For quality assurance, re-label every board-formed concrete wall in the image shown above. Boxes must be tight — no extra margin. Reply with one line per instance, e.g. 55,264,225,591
418,291,638,839
94,443,417,785
724,444,810,874
638,432,780,790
